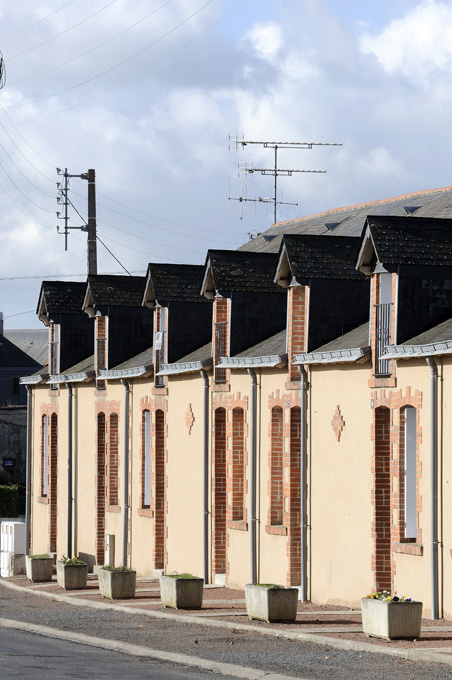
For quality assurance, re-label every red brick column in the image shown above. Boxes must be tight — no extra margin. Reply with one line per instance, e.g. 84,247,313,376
96,413,106,564
212,407,227,574
268,406,284,526
287,286,308,381
153,409,166,569
49,413,58,552
372,407,392,591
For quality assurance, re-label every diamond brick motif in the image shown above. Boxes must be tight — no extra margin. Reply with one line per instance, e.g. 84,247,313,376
186,404,194,434
331,405,344,442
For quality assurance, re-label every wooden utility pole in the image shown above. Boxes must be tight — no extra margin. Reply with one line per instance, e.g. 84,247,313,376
87,169,97,275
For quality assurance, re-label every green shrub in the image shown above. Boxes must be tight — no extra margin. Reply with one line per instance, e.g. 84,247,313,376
0,485,19,517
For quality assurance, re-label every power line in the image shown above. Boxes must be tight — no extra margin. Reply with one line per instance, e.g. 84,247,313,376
0,0,76,42
96,235,131,276
9,0,119,60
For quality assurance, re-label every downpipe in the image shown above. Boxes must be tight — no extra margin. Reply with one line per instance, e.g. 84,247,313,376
25,386,32,556
247,368,257,584
120,379,130,567
426,357,439,620
201,369,210,584
298,364,308,602
66,383,73,557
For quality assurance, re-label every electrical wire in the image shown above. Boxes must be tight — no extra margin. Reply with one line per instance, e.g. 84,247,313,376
9,0,119,60
9,0,174,86
0,0,76,41
96,234,131,276
4,0,217,110
97,231,204,257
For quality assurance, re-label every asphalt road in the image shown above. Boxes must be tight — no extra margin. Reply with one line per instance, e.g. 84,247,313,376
0,628,251,680
2,583,452,680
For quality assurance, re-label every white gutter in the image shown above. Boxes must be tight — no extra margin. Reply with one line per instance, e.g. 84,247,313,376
216,354,287,369
157,359,212,376
383,341,452,359
293,347,370,365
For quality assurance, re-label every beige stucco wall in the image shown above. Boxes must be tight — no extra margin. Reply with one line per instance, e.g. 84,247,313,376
307,362,374,608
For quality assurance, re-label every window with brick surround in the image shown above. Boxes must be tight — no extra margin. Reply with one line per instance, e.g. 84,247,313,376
270,406,284,526
108,413,119,506
49,413,58,552
401,406,417,540
232,407,245,521
142,410,151,507
154,409,165,569
96,413,106,564
41,414,48,496
213,407,227,574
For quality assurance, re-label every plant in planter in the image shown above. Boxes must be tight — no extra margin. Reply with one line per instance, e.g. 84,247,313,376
98,566,136,600
25,553,54,582
245,583,299,623
160,573,204,609
56,555,88,591
361,591,423,640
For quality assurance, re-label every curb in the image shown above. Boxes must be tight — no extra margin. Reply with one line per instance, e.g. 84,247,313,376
2,579,452,669
0,616,304,680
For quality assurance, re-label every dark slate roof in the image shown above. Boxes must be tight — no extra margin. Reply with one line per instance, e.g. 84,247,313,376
280,234,365,281
87,275,146,306
235,329,286,358
239,186,452,253
402,318,452,345
109,345,154,371
60,354,95,375
312,322,370,353
146,264,209,303
205,250,284,295
176,341,212,364
4,329,48,365
38,281,87,314
0,334,41,369
361,215,452,266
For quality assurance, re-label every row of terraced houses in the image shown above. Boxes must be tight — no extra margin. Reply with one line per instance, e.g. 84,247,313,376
22,185,452,619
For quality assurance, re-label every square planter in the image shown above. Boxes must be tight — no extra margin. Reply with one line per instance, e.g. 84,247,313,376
160,575,204,609
245,584,299,622
56,562,88,590
98,568,136,599
361,597,423,640
25,555,54,583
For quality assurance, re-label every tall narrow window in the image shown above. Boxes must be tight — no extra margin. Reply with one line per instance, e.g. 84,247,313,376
270,406,283,526
154,409,165,569
154,307,166,387
214,322,227,383
404,406,417,539
41,415,48,496
108,413,119,506
374,273,392,376
232,407,245,521
143,410,151,507
96,413,106,564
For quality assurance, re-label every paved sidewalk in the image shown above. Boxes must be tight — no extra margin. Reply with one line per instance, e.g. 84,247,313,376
3,575,452,667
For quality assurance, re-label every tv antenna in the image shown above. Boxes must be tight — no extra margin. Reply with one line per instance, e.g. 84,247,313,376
0,51,6,89
228,135,342,223
56,168,97,275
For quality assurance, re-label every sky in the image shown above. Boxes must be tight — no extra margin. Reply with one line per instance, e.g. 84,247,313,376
0,0,451,329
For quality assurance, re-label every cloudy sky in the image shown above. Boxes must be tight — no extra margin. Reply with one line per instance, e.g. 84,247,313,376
0,0,451,328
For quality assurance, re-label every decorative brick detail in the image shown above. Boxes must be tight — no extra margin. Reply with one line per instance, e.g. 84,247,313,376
185,404,194,434
287,285,309,381
331,406,345,442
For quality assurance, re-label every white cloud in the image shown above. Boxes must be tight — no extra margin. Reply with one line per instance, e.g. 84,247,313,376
242,21,284,62
360,1,452,83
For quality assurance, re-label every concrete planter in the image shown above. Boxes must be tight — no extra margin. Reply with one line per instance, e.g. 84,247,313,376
245,584,299,622
361,597,423,640
25,555,53,582
160,575,204,609
98,568,136,599
56,562,88,590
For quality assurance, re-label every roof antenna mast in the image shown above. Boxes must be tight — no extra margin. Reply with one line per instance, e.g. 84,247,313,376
228,136,342,223
56,168,97,275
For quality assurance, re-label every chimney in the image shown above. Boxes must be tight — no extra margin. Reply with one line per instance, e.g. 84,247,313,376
0,312,3,335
